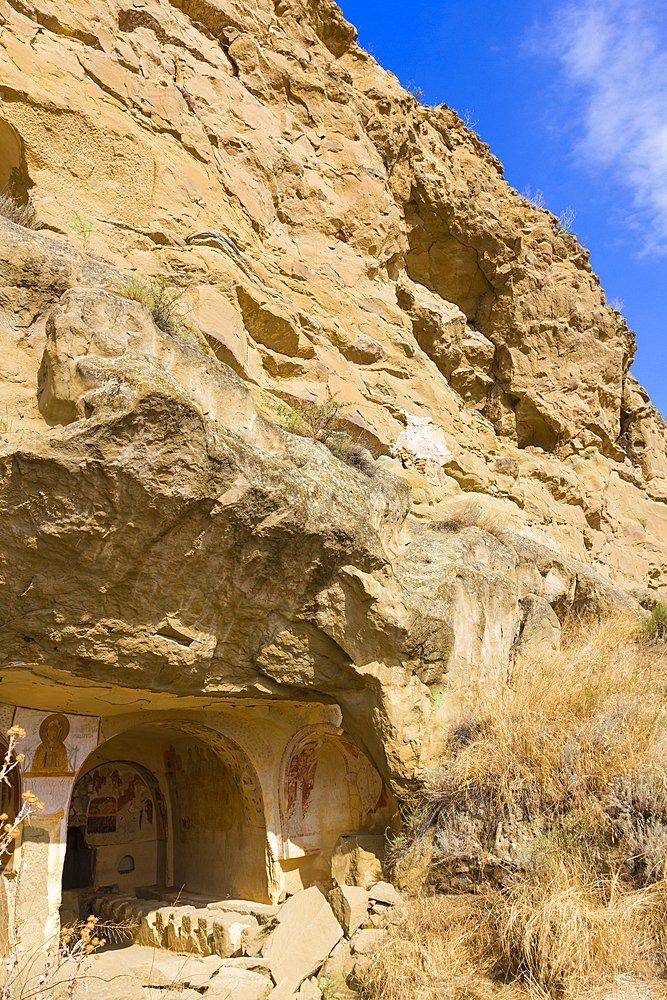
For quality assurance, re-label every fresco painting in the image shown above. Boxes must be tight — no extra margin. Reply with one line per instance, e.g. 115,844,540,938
163,740,245,845
281,726,390,858
158,721,265,831
30,714,70,774
16,709,100,788
12,709,100,948
69,764,160,847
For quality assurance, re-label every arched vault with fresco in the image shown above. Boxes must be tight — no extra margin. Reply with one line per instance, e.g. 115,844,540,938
62,721,269,910
279,724,397,891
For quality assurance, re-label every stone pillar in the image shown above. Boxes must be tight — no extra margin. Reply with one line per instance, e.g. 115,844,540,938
13,708,99,951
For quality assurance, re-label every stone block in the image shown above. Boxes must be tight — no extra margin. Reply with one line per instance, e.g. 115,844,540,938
296,978,321,1000
219,957,273,977
212,911,259,958
208,899,281,925
327,886,369,937
331,835,385,889
129,950,223,987
256,885,343,991
181,907,216,954
267,981,298,1000
351,928,387,954
144,991,200,1000
367,881,402,907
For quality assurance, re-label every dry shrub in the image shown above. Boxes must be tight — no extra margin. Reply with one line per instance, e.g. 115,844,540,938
0,193,40,230
360,893,526,1000
429,500,506,540
397,613,667,888
487,868,667,993
371,615,667,998
117,274,186,336
277,395,376,476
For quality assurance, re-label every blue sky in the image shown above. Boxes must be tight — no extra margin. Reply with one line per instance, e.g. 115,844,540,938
338,0,667,416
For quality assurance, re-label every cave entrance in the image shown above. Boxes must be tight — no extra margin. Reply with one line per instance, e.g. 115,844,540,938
61,722,269,915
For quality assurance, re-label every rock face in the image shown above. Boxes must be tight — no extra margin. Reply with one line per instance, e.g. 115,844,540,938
0,0,666,810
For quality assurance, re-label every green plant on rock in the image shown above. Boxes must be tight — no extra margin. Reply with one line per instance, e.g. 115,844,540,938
277,394,346,441
69,209,93,252
117,274,186,336
319,974,345,999
0,193,41,230
277,395,376,476
639,602,667,642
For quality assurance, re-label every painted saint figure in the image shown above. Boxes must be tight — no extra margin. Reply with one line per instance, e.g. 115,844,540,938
30,713,70,773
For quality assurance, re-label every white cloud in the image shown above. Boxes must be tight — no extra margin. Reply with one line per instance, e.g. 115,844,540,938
547,0,667,253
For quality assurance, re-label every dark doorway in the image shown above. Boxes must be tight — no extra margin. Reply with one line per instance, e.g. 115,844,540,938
62,825,93,891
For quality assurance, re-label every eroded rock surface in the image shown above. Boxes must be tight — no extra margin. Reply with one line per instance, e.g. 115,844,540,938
0,0,666,796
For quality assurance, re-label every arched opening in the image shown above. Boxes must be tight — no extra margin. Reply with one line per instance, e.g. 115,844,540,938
160,722,267,900
63,760,166,894
61,722,269,915
279,725,396,888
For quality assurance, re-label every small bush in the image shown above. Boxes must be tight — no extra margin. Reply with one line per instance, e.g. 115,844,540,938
0,193,40,230
277,395,376,476
278,395,346,441
639,602,667,642
69,208,93,252
117,274,185,336
556,206,577,236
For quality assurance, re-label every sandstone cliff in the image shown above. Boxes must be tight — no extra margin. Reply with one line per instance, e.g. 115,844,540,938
0,0,665,792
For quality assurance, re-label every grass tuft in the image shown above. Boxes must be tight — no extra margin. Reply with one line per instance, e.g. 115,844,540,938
277,395,376,476
639,602,667,643
117,275,185,336
428,500,505,539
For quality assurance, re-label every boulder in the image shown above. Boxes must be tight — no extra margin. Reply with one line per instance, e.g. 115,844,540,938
296,978,321,1000
351,928,388,954
208,900,281,925
367,882,402,907
212,911,259,958
129,951,223,987
343,336,384,364
320,940,356,986
218,957,273,977
331,836,385,889
511,593,561,663
327,886,369,937
252,886,343,991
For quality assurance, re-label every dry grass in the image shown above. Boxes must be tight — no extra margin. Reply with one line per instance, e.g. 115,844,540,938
429,500,506,540
360,890,667,1000
116,274,186,336
363,615,667,999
